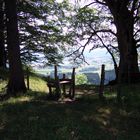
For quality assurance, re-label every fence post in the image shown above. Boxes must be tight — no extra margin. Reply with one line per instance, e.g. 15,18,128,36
54,65,57,80
99,64,105,99
56,75,61,98
71,67,75,99
62,74,66,95
26,68,30,90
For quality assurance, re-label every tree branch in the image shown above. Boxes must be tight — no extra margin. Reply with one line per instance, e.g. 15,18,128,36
136,38,140,44
88,23,118,69
134,1,140,22
82,0,107,9
81,33,94,53
92,30,118,69
134,29,140,37
96,0,107,5
95,29,117,36
131,0,138,14
66,33,95,64
88,23,116,37
137,44,140,48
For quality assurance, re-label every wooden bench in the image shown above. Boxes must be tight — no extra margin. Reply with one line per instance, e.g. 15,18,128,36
47,66,75,99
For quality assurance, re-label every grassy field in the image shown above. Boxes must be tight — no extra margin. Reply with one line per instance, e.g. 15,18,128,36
0,69,140,140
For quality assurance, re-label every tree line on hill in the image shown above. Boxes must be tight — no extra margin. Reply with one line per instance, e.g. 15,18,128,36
0,0,140,100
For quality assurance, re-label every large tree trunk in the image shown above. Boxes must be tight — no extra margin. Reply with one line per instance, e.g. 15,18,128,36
0,0,6,68
106,1,139,83
115,9,139,83
5,0,26,95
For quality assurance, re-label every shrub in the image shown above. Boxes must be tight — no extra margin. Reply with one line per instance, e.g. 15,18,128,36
75,74,88,85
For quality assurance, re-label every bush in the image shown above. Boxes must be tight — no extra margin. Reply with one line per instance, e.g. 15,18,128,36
75,74,88,85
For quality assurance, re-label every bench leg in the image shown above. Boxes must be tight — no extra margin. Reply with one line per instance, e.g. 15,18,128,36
48,86,52,95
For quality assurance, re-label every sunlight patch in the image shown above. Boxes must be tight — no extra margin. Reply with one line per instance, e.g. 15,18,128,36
97,108,111,115
7,96,33,104
18,96,33,102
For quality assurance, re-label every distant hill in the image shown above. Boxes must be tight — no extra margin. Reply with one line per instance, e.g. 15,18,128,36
79,66,98,73
84,73,100,85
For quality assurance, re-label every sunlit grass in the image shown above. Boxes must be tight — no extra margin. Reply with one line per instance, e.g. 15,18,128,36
5,96,33,104
0,70,48,94
0,80,7,93
25,76,48,93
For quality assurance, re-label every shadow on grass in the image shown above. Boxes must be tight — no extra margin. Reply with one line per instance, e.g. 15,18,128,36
0,89,140,140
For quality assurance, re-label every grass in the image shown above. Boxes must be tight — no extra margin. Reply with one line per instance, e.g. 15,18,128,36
0,97,139,140
25,75,48,93
0,68,48,94
0,86,139,140
0,68,140,140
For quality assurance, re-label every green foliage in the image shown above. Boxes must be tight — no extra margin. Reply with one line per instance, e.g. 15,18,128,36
17,0,72,66
75,73,88,85
75,7,99,27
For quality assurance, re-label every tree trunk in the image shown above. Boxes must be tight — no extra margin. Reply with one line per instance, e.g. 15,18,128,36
116,10,139,83
106,1,139,83
0,0,6,68
5,0,26,95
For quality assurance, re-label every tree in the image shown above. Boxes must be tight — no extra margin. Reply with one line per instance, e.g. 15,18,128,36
5,0,26,95
17,0,70,66
103,0,140,83
0,0,6,68
67,0,140,83
62,5,119,83
75,73,88,85
0,0,72,95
